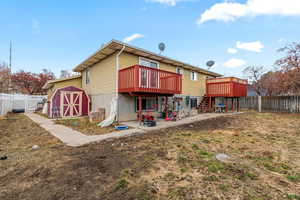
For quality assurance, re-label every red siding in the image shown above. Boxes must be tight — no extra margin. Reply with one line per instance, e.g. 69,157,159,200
119,65,182,94
206,77,248,97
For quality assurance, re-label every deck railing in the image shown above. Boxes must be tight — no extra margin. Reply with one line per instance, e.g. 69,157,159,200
119,65,182,94
206,77,248,97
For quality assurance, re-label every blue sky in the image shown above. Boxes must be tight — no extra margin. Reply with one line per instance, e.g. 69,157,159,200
1,0,300,78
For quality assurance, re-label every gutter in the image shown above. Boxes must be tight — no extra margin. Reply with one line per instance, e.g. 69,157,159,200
115,45,126,122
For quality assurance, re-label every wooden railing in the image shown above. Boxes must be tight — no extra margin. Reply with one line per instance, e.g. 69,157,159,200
206,77,248,97
119,65,182,94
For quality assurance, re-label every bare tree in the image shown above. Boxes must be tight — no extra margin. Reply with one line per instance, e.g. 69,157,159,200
0,62,10,93
243,66,265,96
275,42,300,94
60,70,71,78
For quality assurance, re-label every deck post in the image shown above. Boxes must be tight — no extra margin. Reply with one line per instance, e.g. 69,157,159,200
232,98,234,112
237,97,239,112
225,97,228,112
209,97,212,110
165,96,168,119
138,96,142,123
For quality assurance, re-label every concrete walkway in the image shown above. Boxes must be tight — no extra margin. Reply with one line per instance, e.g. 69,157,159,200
25,112,241,147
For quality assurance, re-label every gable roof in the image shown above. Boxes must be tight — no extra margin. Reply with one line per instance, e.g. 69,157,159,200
42,75,82,90
73,40,221,77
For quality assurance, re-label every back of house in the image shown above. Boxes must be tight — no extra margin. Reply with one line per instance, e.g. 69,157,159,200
44,40,221,120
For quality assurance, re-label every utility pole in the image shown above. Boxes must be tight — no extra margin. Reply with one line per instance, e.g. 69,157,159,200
8,41,12,93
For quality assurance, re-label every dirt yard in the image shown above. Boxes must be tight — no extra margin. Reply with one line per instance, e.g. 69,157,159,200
54,117,117,135
0,112,299,200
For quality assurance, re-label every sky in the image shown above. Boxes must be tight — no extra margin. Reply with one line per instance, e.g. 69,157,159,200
1,0,300,78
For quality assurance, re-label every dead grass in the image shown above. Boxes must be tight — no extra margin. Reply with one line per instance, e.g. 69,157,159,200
0,112,299,200
54,117,117,135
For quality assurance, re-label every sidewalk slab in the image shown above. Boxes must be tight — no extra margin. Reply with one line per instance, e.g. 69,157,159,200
25,112,241,147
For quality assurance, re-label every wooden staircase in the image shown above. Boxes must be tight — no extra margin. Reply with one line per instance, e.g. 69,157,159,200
198,96,214,112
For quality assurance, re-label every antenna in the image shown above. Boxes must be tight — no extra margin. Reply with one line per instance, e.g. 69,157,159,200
206,60,215,70
158,42,166,54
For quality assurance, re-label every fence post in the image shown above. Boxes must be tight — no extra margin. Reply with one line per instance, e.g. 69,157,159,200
258,96,262,112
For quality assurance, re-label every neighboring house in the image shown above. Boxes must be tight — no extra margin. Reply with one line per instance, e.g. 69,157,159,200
44,40,221,120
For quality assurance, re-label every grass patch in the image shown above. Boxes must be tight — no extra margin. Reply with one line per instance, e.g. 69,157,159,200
287,194,300,200
115,179,129,190
218,184,229,192
286,174,300,182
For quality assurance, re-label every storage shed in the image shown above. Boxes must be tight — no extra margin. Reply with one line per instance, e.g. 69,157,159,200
48,86,90,118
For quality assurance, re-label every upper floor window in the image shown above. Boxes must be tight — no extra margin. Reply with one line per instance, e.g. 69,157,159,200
86,68,90,84
176,67,183,75
190,71,198,81
139,57,159,68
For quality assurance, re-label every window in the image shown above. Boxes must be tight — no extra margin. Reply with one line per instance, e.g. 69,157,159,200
85,68,90,84
139,57,159,68
176,67,183,75
190,98,198,108
190,71,198,81
135,97,158,111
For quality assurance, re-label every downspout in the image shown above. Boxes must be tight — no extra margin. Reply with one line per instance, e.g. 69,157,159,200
115,45,126,122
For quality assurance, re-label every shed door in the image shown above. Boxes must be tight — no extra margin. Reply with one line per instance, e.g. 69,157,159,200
60,91,82,117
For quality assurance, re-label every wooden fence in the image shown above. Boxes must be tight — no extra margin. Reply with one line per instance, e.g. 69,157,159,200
239,96,300,113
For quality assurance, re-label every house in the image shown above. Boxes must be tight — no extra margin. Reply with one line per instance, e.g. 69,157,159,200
44,40,222,121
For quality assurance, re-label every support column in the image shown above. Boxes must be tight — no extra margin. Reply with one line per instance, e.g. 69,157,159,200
138,96,142,123
209,97,212,110
165,96,168,120
237,97,240,112
232,98,234,112
225,98,228,112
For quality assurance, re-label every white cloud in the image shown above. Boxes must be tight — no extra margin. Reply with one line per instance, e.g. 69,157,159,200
227,48,238,54
236,41,264,52
32,19,40,34
278,38,286,43
224,58,246,68
123,33,145,43
147,0,193,6
198,0,300,24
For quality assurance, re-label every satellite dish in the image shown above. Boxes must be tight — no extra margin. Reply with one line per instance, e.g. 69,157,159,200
206,60,215,70
158,42,166,54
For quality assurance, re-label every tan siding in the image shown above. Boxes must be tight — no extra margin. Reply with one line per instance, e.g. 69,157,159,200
82,52,117,95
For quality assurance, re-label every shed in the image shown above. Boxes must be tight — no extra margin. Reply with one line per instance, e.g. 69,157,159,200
48,86,90,118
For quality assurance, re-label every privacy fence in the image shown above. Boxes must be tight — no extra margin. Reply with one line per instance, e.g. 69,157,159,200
239,96,300,113
0,93,46,115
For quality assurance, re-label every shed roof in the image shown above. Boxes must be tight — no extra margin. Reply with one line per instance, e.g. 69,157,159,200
42,75,82,90
73,40,221,77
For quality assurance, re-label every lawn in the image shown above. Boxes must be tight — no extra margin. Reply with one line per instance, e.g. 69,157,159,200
0,112,299,200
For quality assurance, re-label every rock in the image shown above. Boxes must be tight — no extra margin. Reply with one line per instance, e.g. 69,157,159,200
0,156,7,160
32,145,40,150
215,153,230,163
189,124,194,128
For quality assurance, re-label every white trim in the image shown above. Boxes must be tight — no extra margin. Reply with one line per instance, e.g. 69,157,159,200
190,71,198,81
139,57,160,69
